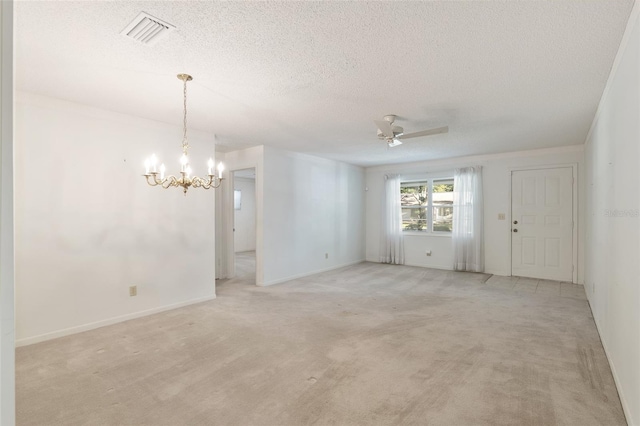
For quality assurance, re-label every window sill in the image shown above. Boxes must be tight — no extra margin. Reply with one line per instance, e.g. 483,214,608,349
403,232,452,238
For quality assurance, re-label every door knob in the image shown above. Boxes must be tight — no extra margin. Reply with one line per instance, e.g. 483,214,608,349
513,220,518,225
513,229,518,232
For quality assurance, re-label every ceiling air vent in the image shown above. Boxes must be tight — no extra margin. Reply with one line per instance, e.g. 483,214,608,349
121,12,175,46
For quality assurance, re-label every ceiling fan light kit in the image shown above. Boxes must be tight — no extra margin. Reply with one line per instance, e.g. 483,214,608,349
374,114,448,148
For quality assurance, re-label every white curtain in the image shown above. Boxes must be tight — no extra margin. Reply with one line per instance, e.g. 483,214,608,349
453,166,484,272
379,174,404,264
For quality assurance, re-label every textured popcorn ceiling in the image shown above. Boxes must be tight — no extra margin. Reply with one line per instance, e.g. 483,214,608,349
15,1,635,167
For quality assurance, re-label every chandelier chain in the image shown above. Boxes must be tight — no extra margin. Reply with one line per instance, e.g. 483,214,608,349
182,77,189,153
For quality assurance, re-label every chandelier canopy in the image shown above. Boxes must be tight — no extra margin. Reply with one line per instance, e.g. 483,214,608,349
143,73,223,195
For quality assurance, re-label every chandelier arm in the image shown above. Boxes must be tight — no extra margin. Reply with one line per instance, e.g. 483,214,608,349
144,174,160,187
191,175,222,189
160,175,180,189
209,178,223,189
191,176,208,188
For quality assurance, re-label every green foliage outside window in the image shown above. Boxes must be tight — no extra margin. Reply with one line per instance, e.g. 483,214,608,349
433,183,454,193
401,185,427,231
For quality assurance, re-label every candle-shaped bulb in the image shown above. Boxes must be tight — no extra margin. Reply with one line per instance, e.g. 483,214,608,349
186,166,192,178
144,158,150,174
207,158,214,175
180,153,188,172
160,163,166,180
150,154,158,173
217,162,224,179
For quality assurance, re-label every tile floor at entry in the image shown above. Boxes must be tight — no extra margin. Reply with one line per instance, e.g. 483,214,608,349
485,275,587,299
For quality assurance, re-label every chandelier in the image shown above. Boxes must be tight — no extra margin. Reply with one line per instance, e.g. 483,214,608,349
143,73,224,195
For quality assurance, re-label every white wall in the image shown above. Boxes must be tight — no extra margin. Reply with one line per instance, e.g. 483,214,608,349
15,93,219,345
0,1,15,424
366,146,585,280
233,177,256,252
262,146,365,286
215,151,227,280
584,5,640,424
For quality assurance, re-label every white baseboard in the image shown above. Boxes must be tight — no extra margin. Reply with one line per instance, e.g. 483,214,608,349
259,259,365,286
16,294,217,347
588,302,636,426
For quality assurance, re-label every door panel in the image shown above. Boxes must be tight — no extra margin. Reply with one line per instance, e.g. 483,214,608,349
511,168,573,281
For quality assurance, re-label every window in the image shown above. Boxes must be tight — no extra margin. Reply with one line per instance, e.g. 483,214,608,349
234,190,242,210
432,178,453,232
401,178,454,233
400,182,428,231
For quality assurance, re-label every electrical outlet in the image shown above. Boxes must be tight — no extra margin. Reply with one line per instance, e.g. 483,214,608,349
129,286,137,297
426,250,432,257
498,213,506,220
325,253,329,259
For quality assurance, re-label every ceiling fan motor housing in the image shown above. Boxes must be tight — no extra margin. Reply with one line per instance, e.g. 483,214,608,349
377,125,403,139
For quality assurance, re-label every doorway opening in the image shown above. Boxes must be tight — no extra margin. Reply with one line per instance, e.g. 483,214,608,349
231,168,256,284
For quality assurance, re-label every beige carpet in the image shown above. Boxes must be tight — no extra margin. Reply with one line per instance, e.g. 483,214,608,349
234,250,256,281
16,262,625,425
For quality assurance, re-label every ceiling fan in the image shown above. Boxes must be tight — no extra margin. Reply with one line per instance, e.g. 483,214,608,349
374,115,448,147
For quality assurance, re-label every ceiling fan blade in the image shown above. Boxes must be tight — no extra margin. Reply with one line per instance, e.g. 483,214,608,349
398,126,449,140
374,120,395,139
387,139,403,147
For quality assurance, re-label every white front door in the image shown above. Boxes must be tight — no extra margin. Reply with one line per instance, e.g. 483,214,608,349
511,167,573,281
